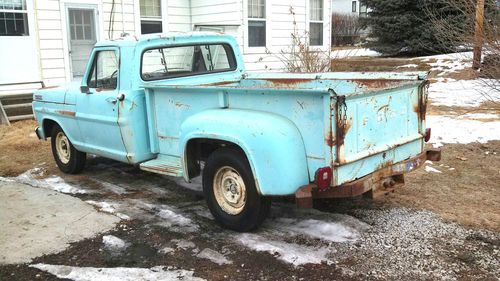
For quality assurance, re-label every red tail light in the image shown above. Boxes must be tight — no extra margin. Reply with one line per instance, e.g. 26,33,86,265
424,128,431,142
315,167,332,191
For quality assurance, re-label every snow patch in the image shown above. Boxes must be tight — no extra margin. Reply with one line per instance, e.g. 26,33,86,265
397,64,418,68
273,218,366,243
15,169,85,194
427,115,500,147
331,48,380,58
157,208,198,232
172,239,197,250
425,166,442,174
196,248,233,265
236,233,331,267
102,235,128,251
85,201,130,220
30,264,205,281
428,80,489,108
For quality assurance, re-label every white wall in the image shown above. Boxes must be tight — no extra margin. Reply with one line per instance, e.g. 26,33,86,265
167,0,191,32
0,0,41,84
32,0,138,86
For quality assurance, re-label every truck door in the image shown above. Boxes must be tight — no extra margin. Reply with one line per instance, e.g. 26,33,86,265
76,47,128,162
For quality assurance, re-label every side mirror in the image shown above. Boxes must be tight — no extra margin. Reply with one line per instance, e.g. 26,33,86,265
80,85,91,94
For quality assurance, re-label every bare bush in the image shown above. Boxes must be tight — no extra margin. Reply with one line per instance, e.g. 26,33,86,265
424,0,500,101
331,13,362,46
264,7,332,73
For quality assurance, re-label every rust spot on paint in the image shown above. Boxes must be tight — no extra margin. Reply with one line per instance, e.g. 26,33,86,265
56,110,76,117
204,81,235,86
350,79,404,89
264,78,311,86
175,102,190,109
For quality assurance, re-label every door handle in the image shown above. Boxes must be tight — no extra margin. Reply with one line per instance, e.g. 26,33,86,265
105,97,117,104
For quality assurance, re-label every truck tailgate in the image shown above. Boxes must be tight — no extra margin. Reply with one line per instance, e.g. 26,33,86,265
333,80,427,186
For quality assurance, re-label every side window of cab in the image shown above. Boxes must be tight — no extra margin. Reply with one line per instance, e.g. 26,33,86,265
87,50,118,91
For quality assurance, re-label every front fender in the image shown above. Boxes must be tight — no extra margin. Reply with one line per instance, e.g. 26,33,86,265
179,109,310,196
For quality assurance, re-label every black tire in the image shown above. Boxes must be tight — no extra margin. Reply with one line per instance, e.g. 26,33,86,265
203,148,271,232
50,124,86,174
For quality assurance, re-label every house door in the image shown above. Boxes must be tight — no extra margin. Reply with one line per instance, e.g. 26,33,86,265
67,8,97,79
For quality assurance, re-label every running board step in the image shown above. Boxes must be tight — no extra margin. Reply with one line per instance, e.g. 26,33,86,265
139,155,183,177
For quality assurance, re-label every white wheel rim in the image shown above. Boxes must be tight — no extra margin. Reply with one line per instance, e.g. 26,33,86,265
55,132,71,164
213,166,246,215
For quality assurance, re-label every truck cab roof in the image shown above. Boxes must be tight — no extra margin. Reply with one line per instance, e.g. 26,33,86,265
94,32,238,49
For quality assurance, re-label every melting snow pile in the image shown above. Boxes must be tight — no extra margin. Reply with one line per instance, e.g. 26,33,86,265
157,208,199,232
15,168,85,194
428,79,489,107
426,116,500,147
274,217,368,243
196,248,232,265
102,235,129,251
85,200,131,220
30,264,205,281
236,233,332,267
426,75,500,147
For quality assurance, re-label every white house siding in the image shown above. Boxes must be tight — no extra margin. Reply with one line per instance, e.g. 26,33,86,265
167,0,191,32
190,0,331,72
1,0,332,89
244,0,331,72
103,0,136,39
0,0,41,84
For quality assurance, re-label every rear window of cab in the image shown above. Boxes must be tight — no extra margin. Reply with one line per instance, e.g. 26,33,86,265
141,43,237,81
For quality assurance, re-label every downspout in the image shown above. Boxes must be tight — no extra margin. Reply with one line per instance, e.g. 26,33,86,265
33,0,44,85
121,0,125,34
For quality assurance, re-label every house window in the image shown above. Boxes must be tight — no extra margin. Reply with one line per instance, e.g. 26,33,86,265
352,1,357,13
0,0,29,36
360,4,368,17
309,0,323,46
248,0,266,47
140,0,162,34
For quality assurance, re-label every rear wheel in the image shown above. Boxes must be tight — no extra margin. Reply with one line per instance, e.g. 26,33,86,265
203,148,271,232
51,125,86,174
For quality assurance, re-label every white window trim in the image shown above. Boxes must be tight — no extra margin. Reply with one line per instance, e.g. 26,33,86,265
243,0,270,54
306,0,328,49
135,0,168,35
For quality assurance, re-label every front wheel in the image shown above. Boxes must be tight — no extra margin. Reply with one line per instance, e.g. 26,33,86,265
50,125,86,174
203,148,271,232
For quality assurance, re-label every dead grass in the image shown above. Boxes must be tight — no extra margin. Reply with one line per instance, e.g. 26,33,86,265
0,120,54,177
381,142,500,232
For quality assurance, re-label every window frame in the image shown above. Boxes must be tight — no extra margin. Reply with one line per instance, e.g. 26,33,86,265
308,0,325,47
140,43,238,82
246,0,267,49
85,48,120,92
0,0,29,36
139,0,163,34
352,1,357,13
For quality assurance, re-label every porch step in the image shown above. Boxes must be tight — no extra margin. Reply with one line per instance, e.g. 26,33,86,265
139,154,183,177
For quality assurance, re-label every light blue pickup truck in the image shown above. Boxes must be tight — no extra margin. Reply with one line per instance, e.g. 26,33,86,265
33,32,440,231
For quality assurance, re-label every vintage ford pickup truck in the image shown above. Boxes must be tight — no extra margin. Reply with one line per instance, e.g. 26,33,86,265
33,32,440,231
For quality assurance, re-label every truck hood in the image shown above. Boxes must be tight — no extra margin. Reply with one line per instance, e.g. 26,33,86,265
33,80,81,104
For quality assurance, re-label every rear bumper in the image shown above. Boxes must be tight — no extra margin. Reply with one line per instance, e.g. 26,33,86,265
296,148,441,208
